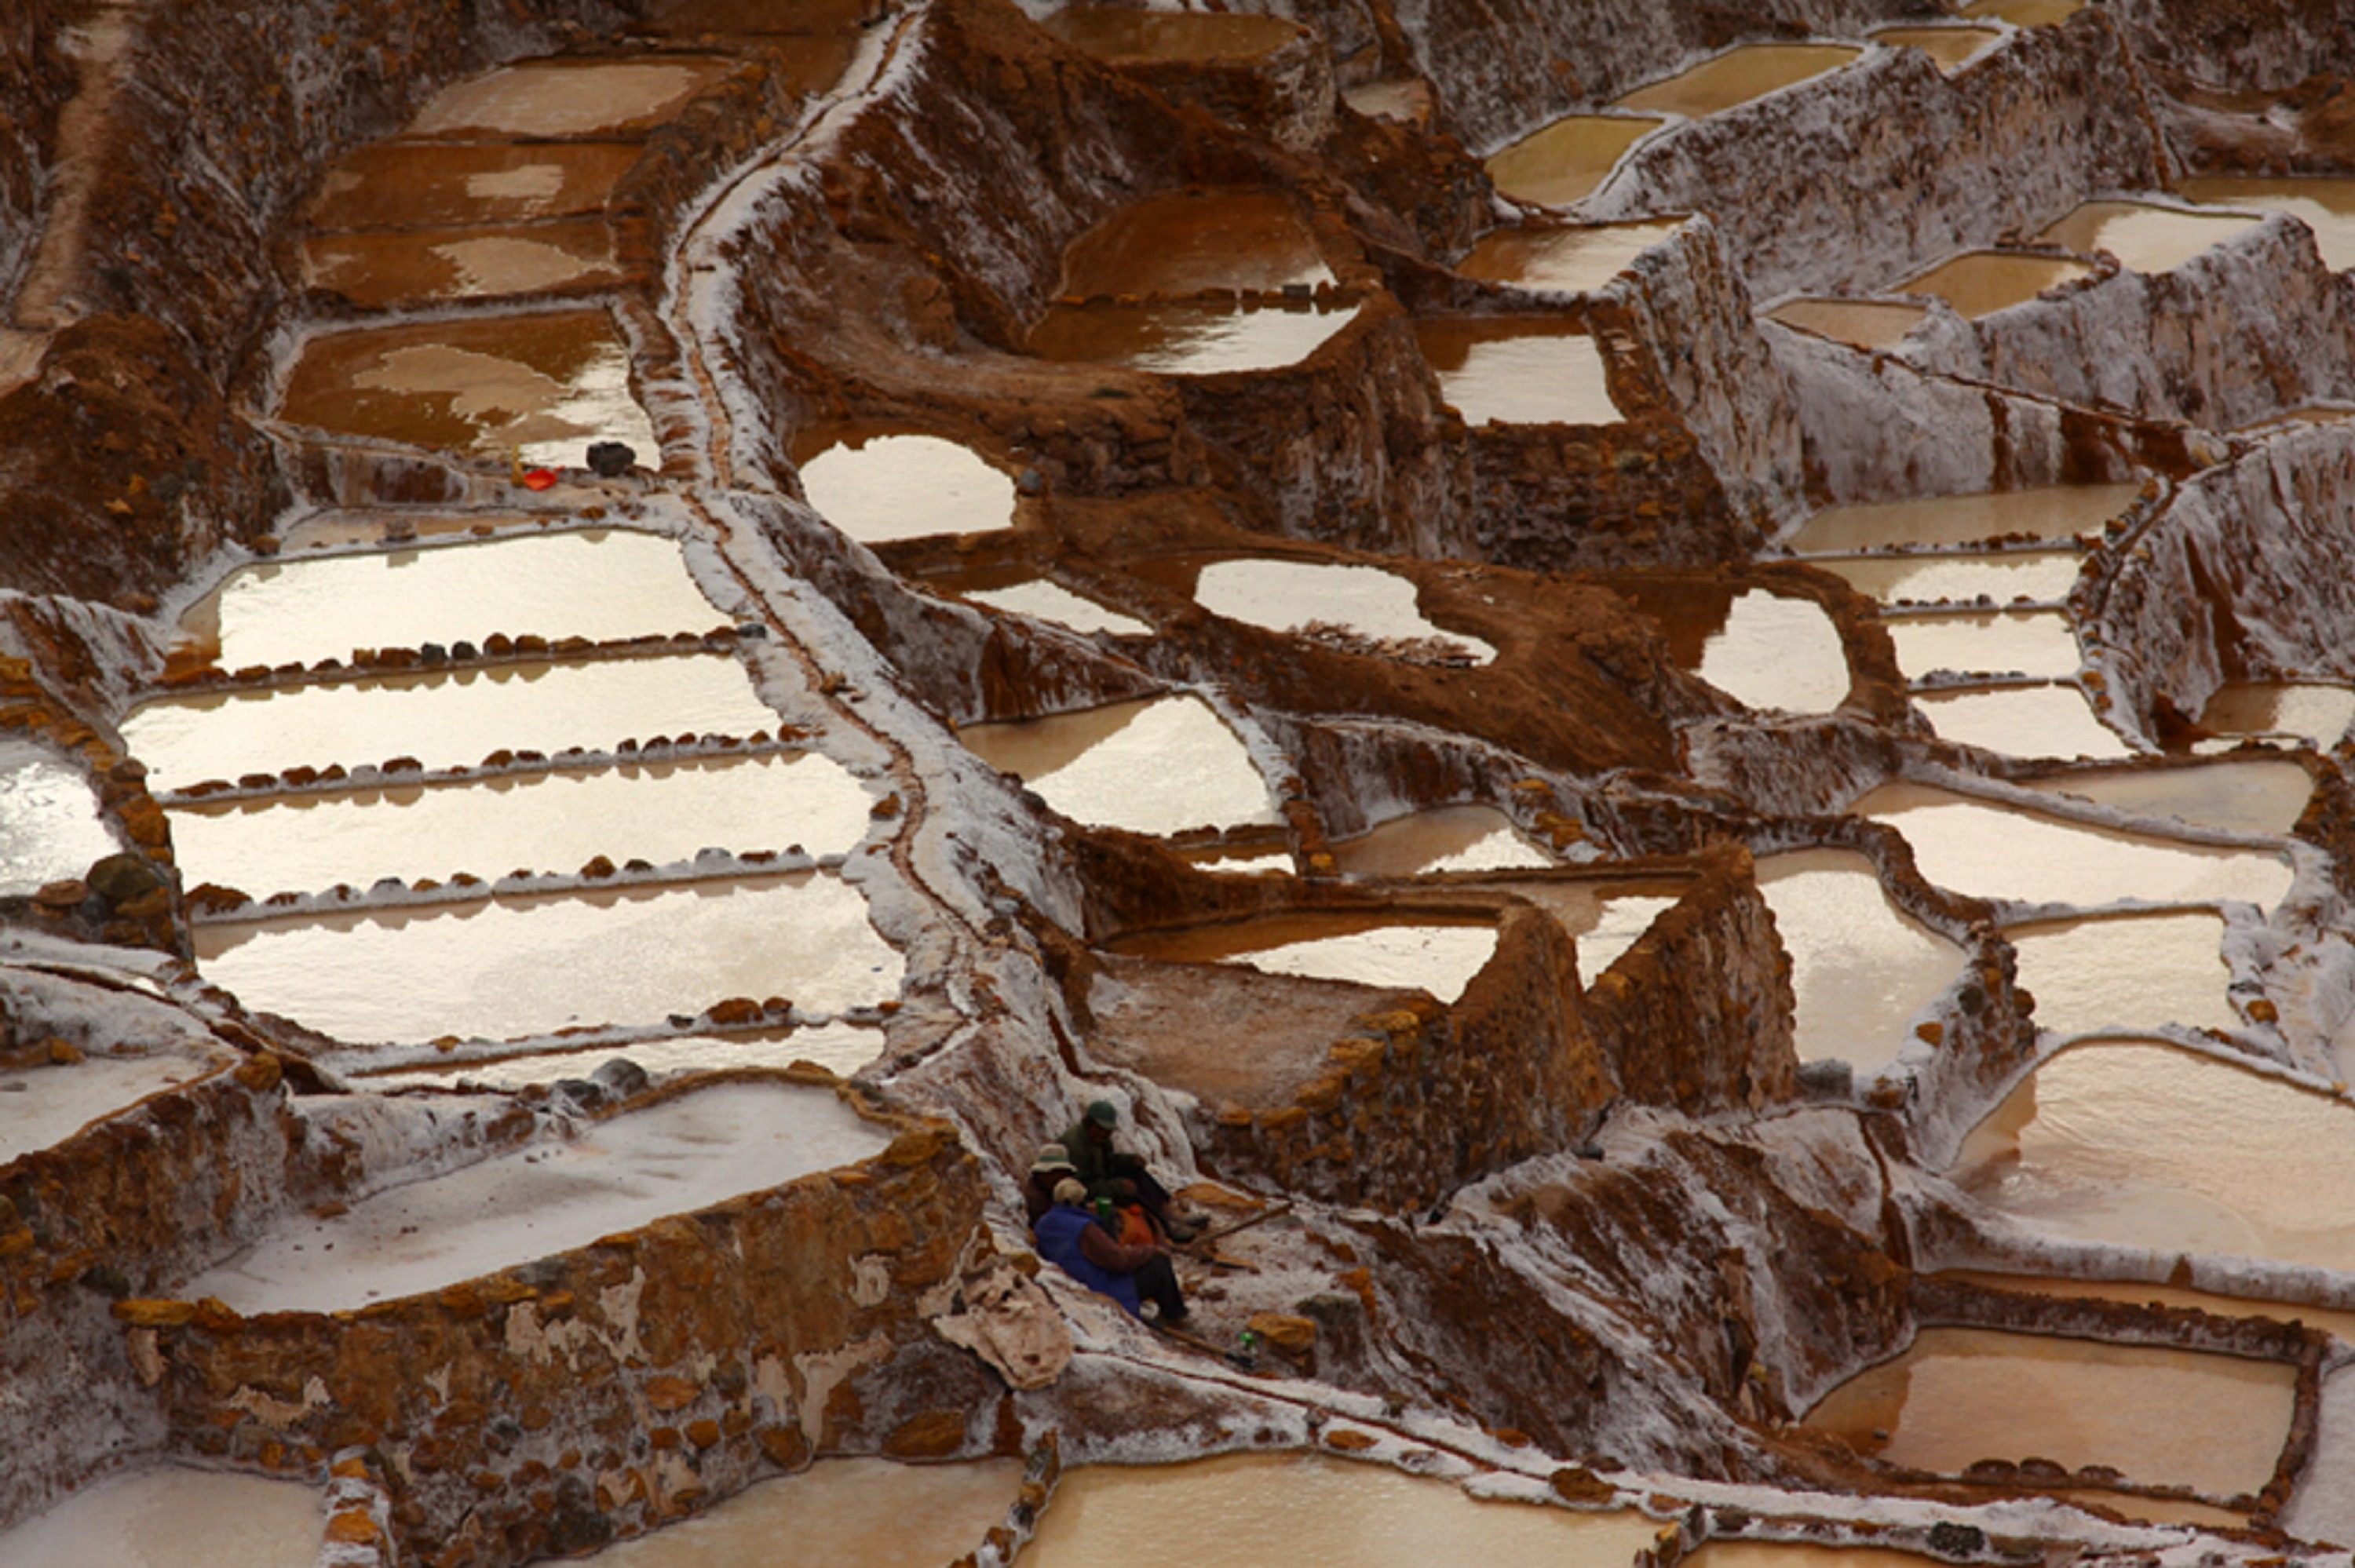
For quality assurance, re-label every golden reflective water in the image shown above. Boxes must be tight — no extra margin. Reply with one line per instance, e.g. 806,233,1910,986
1914,684,2131,760
0,1468,319,1568
1330,804,1552,878
1192,558,1495,663
1813,550,2081,606
308,142,641,230
1415,319,1620,426
125,655,780,791
1609,44,1860,118
960,695,1278,836
409,58,735,140
0,746,119,894
1055,191,1331,297
579,1457,1024,1566
2018,759,2314,836
1885,610,2079,682
1895,250,2095,319
2200,681,2355,749
1870,26,2002,70
1952,1039,2355,1269
180,530,720,670
1766,297,1930,350
1788,484,2138,553
1114,912,1500,1002
302,222,621,308
1959,0,2084,25
170,753,874,895
1482,117,1664,209
2178,176,2355,272
1024,1453,1660,1568
2037,199,2265,275
2008,913,2236,1034
1858,781,2292,908
1806,1324,2294,1497
1456,221,1686,294
195,872,903,1043
277,309,657,465
1038,8,1301,61
956,579,1149,636
1755,848,1966,1070
1481,878,1686,977
1027,299,1360,375
795,432,1018,544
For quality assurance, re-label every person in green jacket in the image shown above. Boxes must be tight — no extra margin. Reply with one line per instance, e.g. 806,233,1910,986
1055,1099,1200,1242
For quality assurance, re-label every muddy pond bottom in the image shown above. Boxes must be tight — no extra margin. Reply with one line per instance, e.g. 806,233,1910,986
1457,221,1684,293
576,1457,1024,1566
1055,190,1331,297
1766,297,1930,351
301,222,620,308
794,429,1018,544
408,57,735,139
1482,116,1663,208
960,695,1276,837
1870,26,2001,70
1754,848,1963,1070
1331,804,1551,878
0,1468,320,1568
1028,299,1359,375
1415,319,1620,426
308,141,640,230
1608,43,1860,118
1787,484,2136,552
1960,0,2083,23
1894,251,2094,319
2038,199,2266,275
1114,911,1499,1003
1039,8,1300,61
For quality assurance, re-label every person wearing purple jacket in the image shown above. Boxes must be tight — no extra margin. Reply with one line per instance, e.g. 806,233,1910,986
1031,1178,1188,1323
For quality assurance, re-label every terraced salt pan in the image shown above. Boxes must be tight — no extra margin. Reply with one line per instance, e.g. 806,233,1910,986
1939,1270,2355,1347
408,57,736,139
356,1023,885,1091
1787,483,2138,552
1806,1325,2294,1498
1342,78,1432,126
2037,200,2266,275
1914,684,2131,760
2200,682,2355,749
2238,405,2355,433
170,753,873,896
178,530,721,670
0,745,119,894
1192,559,1496,663
1117,913,1500,1003
1053,191,1331,297
956,579,1148,637
2179,176,2355,272
1688,1550,1981,1568
574,1457,1024,1566
307,142,641,230
1608,44,1860,118
0,1467,320,1568
1414,319,1622,426
1477,878,1685,978
302,223,621,308
1331,805,1551,878
1024,1453,1660,1568
1755,848,1964,1070
1813,550,2081,606
1885,610,2079,681
1960,0,2083,22
1482,116,1663,208
1696,590,1850,714
1869,25,2001,70
0,1050,227,1166
193,873,902,1044
177,1080,889,1314
1457,221,1685,294
1027,299,1360,375
959,695,1277,836
1039,8,1300,61
796,432,1017,544
1894,251,2094,319
2288,1367,2355,1546
1765,298,1930,351
1952,1039,2355,1271
2009,913,2236,1034
124,654,779,792
2018,758,2314,836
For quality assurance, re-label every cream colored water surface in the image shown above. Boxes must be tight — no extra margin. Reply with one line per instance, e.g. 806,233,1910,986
356,1022,885,1091
797,432,1018,544
2017,758,2314,836
1871,26,2002,70
2178,176,2355,272
409,57,735,139
1457,221,1685,293
1484,116,1664,208
1027,300,1360,375
125,654,780,790
1885,610,2079,681
309,142,641,230
0,746,119,893
302,223,620,308
1115,912,1500,1002
1342,78,1433,125
0,1051,227,1167
2200,682,2355,749
1813,551,2081,606
582,1457,1024,1566
1755,848,1966,1070
1895,251,2094,319
170,753,873,896
2038,200,2265,275
179,1081,889,1314
1039,8,1300,60
1609,44,1860,118
1914,684,2131,760
1952,1039,2355,1270
181,530,720,670
2008,913,2236,1034
1055,191,1331,297
1806,1325,2293,1497
1766,298,1930,350
194,872,903,1043
1788,483,2137,552
1331,805,1552,878
1481,879,1686,977
1700,590,1851,713
1192,559,1495,663
1415,319,1621,426
0,1468,320,1568
1021,1453,1661,1568
957,579,1149,636
960,695,1278,836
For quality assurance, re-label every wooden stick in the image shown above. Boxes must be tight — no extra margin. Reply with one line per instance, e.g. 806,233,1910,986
1186,1198,1292,1249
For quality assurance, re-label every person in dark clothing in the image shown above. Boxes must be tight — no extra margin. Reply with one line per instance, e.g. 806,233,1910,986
1032,1178,1188,1323
1054,1099,1200,1242
1021,1144,1078,1227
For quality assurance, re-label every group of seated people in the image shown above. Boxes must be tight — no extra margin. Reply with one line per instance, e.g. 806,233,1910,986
1024,1099,1196,1324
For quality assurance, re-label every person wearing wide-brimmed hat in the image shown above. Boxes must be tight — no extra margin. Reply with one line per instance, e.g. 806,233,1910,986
1021,1143,1079,1227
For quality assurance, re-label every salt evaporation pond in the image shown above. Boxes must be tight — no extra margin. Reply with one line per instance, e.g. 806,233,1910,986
1960,0,2083,23
1331,804,1551,878
1482,116,1663,208
0,745,119,894
1342,78,1432,125
1118,912,1500,1002
1814,550,2081,606
2037,199,2266,275
1806,1326,2294,1498
1894,251,2094,319
308,141,641,230
179,1080,889,1314
795,431,1018,545
1456,221,1685,294
2200,681,2355,749
178,530,721,669
1765,298,1930,351
1754,848,1965,1070
1415,319,1622,426
1938,1270,2355,1346
575,1457,1023,1567
0,1050,227,1166
194,873,903,1042
2289,1369,2355,1547
959,695,1277,836
1622,586,1850,714
2008,913,2236,1035
1854,781,2294,909
1192,558,1495,663
277,309,657,465
1885,610,2079,681
956,578,1149,636
1952,1039,2355,1271
0,1467,320,1568
1027,299,1360,375
302,223,620,308
125,654,780,791
2178,175,2355,272
2017,758,2314,836
1787,483,2137,553
408,57,735,139
1608,44,1860,118
1039,8,1300,61
1870,25,2001,70
170,752,874,896
1054,190,1331,297
2240,405,2355,433
1686,1548,1964,1568
1914,684,2131,760
1022,1453,1661,1568
1480,877,1686,978
357,1022,884,1091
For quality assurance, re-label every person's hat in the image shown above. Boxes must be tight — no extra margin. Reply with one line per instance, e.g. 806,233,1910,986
1053,1177,1089,1206
1030,1144,1076,1176
1084,1099,1119,1128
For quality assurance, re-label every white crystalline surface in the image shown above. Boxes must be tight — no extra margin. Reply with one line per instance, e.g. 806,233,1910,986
0,1468,320,1568
960,695,1277,836
0,1050,228,1165
1193,560,1495,664
0,746,119,894
1228,924,1500,1002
